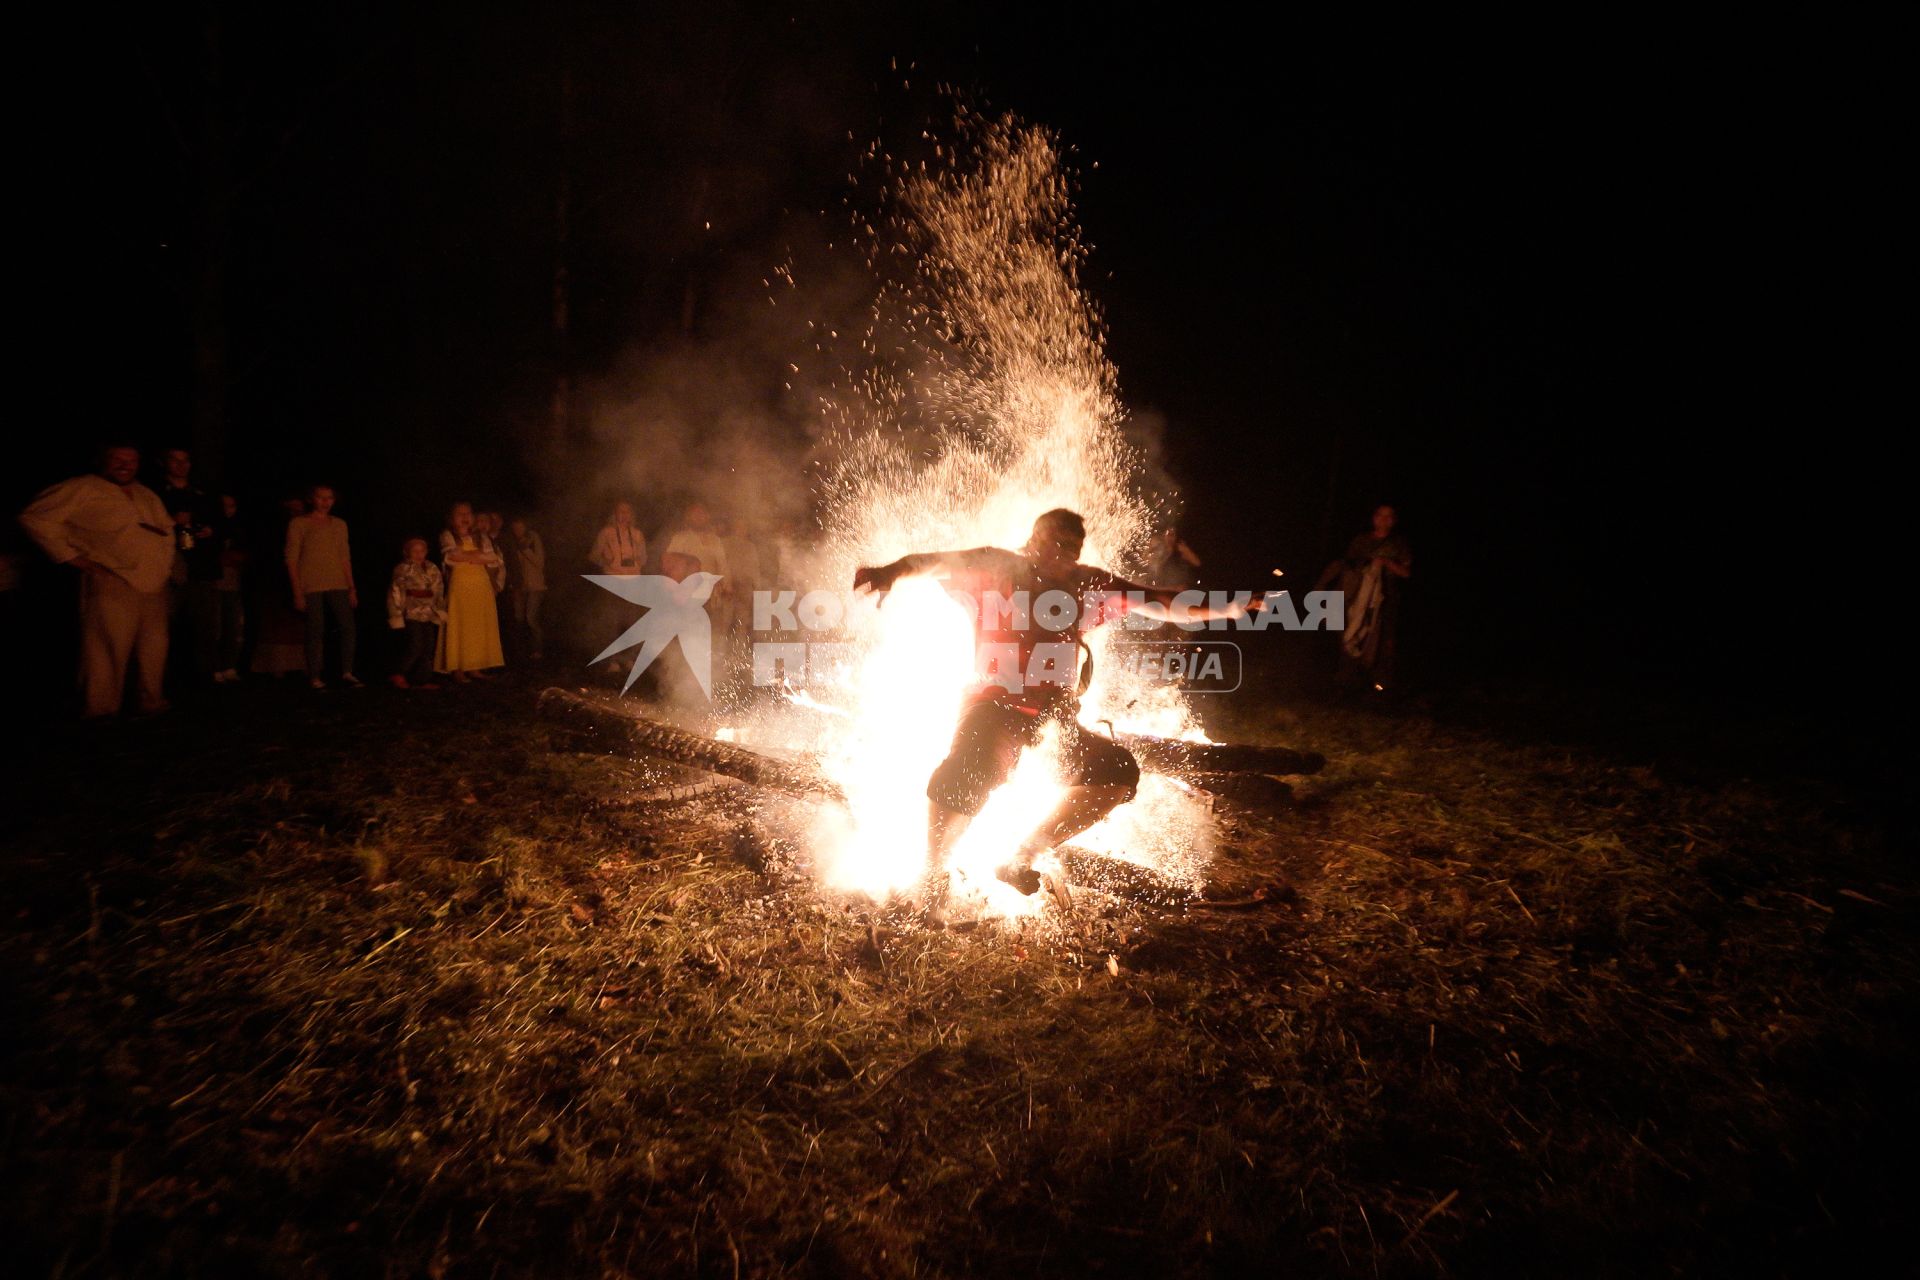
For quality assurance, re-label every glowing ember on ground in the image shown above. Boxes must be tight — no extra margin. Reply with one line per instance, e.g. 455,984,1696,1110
755,109,1215,915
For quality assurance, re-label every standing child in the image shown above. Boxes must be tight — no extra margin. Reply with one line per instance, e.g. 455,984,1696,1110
387,537,445,689
436,502,505,683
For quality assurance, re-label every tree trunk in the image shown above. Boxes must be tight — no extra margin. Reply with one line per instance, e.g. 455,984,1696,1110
190,10,231,485
550,68,574,444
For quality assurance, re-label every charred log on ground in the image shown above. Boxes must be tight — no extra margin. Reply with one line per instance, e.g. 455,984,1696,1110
538,687,843,801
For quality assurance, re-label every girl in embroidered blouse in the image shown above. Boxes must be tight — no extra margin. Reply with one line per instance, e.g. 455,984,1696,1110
387,537,446,690
435,502,506,682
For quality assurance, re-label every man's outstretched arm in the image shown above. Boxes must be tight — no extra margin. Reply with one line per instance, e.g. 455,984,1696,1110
852,547,998,595
1107,576,1260,623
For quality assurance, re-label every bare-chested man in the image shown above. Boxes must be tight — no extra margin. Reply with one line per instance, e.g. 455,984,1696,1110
854,508,1248,920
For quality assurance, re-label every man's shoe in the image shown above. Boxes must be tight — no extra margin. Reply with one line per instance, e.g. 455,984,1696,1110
341,673,365,688
994,861,1043,896
917,869,954,929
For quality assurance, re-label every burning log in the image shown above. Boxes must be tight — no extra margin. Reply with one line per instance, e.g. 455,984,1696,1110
593,777,742,809
1051,849,1295,910
1111,733,1324,778
541,688,1318,820
1057,847,1194,903
538,688,843,803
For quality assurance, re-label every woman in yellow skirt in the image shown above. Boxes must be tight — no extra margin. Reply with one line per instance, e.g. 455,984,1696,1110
436,502,506,682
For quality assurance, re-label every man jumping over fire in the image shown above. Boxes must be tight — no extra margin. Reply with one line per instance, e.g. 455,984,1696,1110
853,508,1249,922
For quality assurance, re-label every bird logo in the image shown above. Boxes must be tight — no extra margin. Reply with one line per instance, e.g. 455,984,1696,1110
586,572,724,697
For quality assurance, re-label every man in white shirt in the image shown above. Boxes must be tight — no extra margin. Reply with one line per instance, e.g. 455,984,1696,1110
663,502,730,581
19,443,177,716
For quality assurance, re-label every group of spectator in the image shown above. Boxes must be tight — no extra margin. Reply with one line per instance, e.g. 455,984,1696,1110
13,444,547,713
17,440,1411,717
13,442,785,717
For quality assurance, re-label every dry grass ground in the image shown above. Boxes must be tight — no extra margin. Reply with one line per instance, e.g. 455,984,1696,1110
2,674,1911,1277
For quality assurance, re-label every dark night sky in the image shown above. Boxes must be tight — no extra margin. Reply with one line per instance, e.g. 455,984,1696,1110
28,4,1889,699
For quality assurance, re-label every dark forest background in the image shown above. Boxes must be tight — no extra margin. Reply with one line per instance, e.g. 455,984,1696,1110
11,3,1895,715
